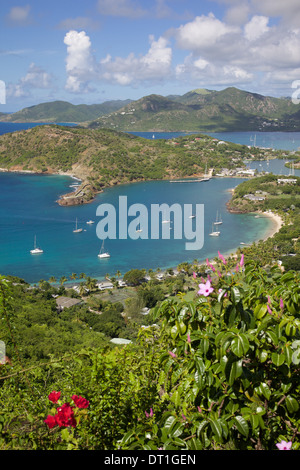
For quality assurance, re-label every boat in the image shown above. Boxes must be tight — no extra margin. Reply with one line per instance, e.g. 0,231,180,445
209,223,220,237
30,236,43,254
98,240,110,259
214,211,222,225
189,215,196,219
86,220,95,224
136,220,143,232
73,218,82,233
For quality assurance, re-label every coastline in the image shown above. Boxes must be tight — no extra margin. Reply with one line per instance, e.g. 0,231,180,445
259,211,284,241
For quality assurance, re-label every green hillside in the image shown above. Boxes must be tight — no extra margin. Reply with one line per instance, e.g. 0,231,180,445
3,87,300,131
89,87,300,132
0,123,279,205
0,99,132,123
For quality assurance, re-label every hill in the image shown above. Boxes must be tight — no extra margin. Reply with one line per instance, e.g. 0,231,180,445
3,87,300,131
0,124,276,205
89,87,300,132
0,99,132,123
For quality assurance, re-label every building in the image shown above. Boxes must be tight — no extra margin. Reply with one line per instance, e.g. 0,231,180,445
277,178,297,185
56,296,82,312
243,194,266,201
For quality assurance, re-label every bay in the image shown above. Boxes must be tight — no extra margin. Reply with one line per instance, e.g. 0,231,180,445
0,172,274,284
0,123,293,284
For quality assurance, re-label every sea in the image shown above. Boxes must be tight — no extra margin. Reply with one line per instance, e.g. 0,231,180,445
0,122,299,284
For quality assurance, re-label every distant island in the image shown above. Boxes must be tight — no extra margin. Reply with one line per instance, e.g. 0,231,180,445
2,87,300,132
0,124,296,207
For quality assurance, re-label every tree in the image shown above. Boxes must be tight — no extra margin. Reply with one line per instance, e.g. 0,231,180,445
123,269,145,286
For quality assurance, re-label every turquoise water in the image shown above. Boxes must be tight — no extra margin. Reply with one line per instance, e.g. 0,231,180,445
0,172,273,283
0,123,295,283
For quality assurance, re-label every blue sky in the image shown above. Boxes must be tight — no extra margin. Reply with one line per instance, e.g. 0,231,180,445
1,0,300,111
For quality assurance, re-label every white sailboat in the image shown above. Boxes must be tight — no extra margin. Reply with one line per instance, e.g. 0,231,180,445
136,220,143,233
30,235,43,254
73,218,82,233
98,240,110,258
214,211,223,225
209,223,220,237
86,220,95,224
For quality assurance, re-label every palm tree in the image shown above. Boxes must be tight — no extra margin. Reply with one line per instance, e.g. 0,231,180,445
59,276,68,286
49,276,57,285
70,273,77,281
115,270,122,279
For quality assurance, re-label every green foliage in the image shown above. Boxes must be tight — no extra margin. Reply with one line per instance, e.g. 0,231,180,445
0,257,299,450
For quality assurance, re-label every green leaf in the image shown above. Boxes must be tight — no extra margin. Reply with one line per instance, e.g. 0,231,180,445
231,286,241,304
210,418,223,443
231,334,250,357
234,415,249,438
285,396,299,414
271,352,285,366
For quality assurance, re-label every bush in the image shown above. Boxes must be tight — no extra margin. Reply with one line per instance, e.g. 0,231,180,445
0,256,299,450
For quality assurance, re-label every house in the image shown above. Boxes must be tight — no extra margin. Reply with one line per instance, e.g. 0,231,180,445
96,281,113,290
277,178,297,185
243,194,266,201
56,296,82,312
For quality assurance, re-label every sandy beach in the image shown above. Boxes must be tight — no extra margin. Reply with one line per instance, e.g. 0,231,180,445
259,211,284,241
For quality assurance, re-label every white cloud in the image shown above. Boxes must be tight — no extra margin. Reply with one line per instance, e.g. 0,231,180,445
64,30,97,93
7,63,54,99
100,35,172,85
175,13,241,52
244,15,270,41
175,54,253,87
63,30,172,91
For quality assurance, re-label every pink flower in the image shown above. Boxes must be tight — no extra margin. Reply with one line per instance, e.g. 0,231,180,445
198,280,214,297
280,298,284,309
267,305,272,315
193,272,197,279
145,408,153,418
187,333,191,344
276,440,292,450
206,258,215,272
218,251,226,265
48,391,61,404
239,254,244,267
168,351,177,358
218,288,227,297
197,406,202,413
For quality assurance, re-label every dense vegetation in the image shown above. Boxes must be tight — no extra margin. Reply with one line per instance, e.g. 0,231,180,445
228,174,300,270
0,127,299,450
0,253,299,450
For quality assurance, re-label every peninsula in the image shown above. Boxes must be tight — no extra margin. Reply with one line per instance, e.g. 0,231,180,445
0,124,288,207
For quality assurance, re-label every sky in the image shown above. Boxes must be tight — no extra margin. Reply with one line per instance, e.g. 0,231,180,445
1,0,300,112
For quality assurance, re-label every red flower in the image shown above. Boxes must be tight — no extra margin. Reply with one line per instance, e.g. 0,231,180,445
48,390,61,403
44,414,57,429
56,403,77,428
72,394,89,409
